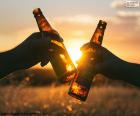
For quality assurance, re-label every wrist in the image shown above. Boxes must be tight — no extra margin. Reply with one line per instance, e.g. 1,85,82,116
102,58,126,80
0,50,17,78
120,60,140,86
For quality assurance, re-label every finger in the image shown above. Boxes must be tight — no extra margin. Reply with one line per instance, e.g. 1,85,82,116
42,31,63,42
41,31,51,43
41,60,49,67
80,43,90,51
80,42,100,52
49,43,66,54
31,32,41,38
40,57,50,67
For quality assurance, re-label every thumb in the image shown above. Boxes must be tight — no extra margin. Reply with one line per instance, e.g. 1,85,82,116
40,57,50,67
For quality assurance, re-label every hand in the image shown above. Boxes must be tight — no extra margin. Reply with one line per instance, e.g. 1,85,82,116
79,42,140,87
0,32,63,77
79,42,125,80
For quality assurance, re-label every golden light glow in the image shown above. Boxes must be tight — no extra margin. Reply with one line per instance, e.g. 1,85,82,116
60,54,67,63
66,64,73,72
51,40,65,49
71,83,80,94
68,47,82,66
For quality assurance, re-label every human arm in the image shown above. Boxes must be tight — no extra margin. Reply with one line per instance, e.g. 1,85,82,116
0,32,62,79
80,43,140,87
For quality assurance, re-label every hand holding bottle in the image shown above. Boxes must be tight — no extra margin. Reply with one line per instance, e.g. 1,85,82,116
81,43,140,87
0,32,62,78
68,20,107,101
33,8,76,82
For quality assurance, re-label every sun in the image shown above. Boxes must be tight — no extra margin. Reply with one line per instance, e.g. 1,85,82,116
65,39,86,67
67,47,82,66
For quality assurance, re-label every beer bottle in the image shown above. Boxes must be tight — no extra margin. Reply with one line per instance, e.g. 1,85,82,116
33,8,76,82
68,20,107,101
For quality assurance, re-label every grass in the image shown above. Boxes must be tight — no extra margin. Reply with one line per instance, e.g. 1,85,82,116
0,85,139,116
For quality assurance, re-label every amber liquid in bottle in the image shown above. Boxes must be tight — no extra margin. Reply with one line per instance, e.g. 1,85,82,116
68,20,107,101
33,8,76,82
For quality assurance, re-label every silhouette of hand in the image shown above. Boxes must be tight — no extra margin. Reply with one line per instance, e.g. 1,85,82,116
79,42,124,80
15,32,64,69
0,32,63,78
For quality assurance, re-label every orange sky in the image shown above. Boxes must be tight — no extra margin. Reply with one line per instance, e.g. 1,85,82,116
0,0,140,69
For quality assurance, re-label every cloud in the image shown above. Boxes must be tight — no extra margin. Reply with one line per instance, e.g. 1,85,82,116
117,11,140,18
111,0,124,9
0,27,38,51
53,14,97,25
109,0,140,53
0,12,139,62
115,11,140,33
52,14,102,40
111,0,140,10
52,14,140,41
52,14,140,54
103,15,140,62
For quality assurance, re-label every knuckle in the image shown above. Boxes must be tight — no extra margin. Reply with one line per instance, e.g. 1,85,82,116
31,32,40,37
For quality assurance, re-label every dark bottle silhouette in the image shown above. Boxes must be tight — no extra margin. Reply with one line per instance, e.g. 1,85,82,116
68,20,107,101
33,8,76,82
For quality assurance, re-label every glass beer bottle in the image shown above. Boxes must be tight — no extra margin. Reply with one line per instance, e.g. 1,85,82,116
68,20,107,101
33,8,76,82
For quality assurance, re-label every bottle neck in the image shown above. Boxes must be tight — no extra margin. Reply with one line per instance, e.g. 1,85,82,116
90,27,105,46
90,20,107,46
34,14,53,32
33,10,63,42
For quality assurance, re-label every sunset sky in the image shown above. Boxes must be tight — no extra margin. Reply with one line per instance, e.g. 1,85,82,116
0,0,140,68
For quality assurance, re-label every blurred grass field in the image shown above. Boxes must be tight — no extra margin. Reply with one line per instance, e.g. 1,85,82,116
0,85,140,116
0,69,139,115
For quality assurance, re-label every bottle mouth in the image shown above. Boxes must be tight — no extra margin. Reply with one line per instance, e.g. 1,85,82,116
98,20,107,29
33,8,42,16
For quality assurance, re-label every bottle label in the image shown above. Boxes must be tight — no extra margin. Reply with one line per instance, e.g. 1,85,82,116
70,81,89,97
